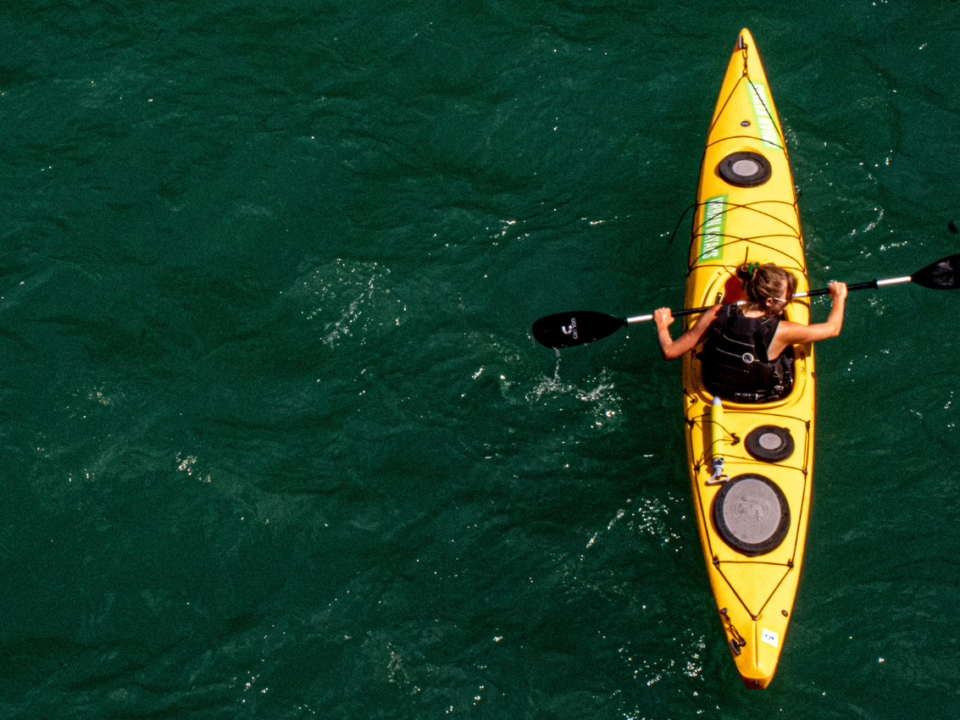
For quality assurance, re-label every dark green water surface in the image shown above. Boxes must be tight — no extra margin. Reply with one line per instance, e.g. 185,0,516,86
2,1,960,717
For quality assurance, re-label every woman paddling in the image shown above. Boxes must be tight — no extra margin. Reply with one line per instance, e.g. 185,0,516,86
653,263,848,402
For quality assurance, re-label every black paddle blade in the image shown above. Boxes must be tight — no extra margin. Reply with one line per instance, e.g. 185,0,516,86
911,254,960,290
532,311,627,348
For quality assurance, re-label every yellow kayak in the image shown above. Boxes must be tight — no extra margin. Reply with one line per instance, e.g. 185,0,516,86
682,29,814,689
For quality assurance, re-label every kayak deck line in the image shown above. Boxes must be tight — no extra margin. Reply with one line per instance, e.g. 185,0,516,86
690,421,812,622
689,411,814,537
706,40,788,153
690,228,805,270
715,562,795,622
689,201,806,273
690,34,804,277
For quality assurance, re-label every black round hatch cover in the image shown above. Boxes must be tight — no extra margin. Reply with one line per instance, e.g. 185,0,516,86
745,425,795,463
718,151,772,188
713,474,790,556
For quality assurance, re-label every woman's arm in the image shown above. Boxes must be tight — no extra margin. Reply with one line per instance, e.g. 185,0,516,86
770,281,848,352
654,304,721,360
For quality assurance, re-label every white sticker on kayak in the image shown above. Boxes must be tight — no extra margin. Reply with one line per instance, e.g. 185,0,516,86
747,81,781,151
761,629,779,648
698,195,727,263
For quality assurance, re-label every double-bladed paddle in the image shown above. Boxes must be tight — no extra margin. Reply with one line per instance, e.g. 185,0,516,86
532,254,960,349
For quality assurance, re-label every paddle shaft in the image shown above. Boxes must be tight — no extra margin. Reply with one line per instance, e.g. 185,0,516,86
624,275,913,324
797,275,911,298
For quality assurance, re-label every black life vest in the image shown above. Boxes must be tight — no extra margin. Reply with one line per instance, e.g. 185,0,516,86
700,304,794,403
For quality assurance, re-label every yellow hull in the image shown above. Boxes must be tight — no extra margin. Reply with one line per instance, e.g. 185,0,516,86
682,29,814,689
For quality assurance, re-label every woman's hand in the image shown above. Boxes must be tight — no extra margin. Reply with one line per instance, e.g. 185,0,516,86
656,304,720,360
653,307,674,331
772,281,848,352
829,281,848,301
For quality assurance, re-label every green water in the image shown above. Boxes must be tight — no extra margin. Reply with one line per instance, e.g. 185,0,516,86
1,1,959,717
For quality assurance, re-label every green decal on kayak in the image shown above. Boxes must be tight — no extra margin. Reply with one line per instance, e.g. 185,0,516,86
698,195,727,262
747,81,781,150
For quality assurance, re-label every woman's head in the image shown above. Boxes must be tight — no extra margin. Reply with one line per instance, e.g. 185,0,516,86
737,263,798,314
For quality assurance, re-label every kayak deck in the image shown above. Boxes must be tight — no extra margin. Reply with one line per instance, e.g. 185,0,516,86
681,29,815,689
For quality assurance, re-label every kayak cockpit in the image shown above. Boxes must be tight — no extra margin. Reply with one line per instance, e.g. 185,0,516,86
687,268,810,407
